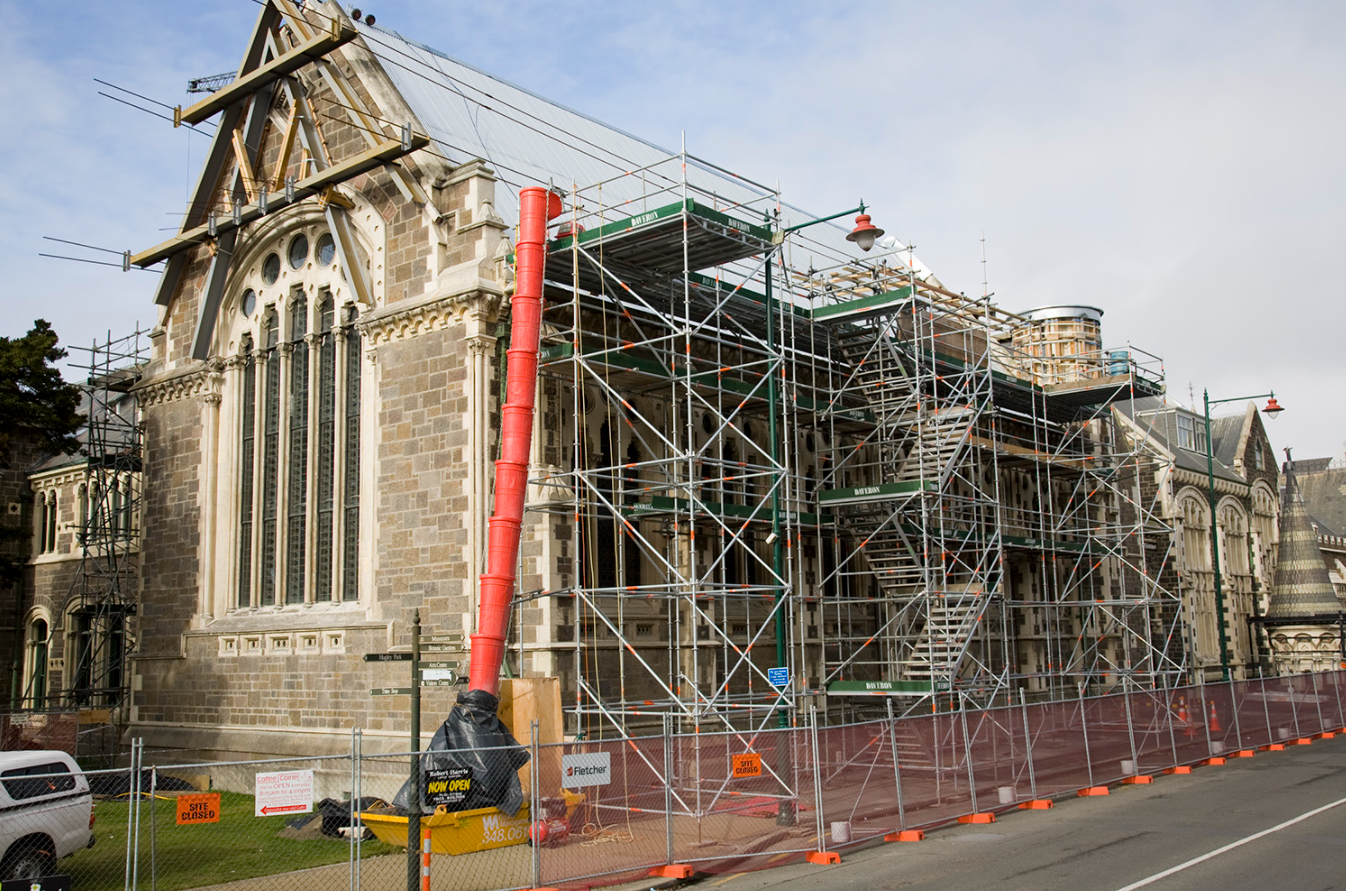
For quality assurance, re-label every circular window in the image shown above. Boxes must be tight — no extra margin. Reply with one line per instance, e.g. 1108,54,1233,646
289,234,309,269
316,233,336,267
241,289,257,318
261,253,281,285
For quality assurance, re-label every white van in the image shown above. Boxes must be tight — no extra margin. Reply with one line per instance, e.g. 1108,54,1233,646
0,751,94,879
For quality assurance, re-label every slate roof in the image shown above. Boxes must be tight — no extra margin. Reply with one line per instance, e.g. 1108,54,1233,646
353,21,939,281
1115,397,1244,486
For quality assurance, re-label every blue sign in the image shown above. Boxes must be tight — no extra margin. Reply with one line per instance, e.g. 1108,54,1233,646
768,667,789,688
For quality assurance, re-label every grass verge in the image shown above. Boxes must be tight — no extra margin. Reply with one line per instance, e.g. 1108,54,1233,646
62,792,400,891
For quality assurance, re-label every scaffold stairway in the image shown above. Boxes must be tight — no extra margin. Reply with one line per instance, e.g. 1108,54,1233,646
900,596,985,683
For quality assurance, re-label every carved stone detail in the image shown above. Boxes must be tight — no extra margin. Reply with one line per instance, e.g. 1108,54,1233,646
361,289,503,346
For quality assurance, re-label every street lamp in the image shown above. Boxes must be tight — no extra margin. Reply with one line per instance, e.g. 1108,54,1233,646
1203,389,1284,681
768,203,884,720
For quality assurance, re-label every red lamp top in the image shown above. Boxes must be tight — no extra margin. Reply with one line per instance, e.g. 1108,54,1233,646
846,213,884,252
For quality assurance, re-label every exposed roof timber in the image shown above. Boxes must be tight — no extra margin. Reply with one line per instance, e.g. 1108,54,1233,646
177,19,357,126
271,51,373,307
153,3,278,307
192,229,238,361
190,88,275,359
312,57,430,206
132,134,430,268
266,0,428,206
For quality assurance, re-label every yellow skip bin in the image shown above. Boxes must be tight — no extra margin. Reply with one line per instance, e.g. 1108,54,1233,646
360,804,532,856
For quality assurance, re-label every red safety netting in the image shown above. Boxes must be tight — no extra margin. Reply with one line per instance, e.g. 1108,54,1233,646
1022,697,1094,799
534,733,670,888
521,671,1346,887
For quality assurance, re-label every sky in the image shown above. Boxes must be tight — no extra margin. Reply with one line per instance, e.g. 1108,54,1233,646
0,0,1341,460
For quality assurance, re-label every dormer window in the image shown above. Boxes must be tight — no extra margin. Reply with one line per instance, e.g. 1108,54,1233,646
1175,415,1207,454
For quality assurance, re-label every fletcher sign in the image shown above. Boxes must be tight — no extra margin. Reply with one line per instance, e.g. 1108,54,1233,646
561,752,612,788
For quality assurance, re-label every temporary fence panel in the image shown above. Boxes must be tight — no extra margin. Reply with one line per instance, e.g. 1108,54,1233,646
534,733,668,888
1081,693,1138,787
814,718,902,848
1230,679,1271,750
665,724,820,874
891,712,977,826
962,704,1029,812
1021,698,1093,799
0,712,79,754
358,746,534,891
1125,689,1178,775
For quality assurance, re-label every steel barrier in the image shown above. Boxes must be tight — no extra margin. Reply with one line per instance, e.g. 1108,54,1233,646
26,672,1346,891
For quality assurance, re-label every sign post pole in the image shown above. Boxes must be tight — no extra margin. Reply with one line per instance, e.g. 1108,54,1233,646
406,610,421,891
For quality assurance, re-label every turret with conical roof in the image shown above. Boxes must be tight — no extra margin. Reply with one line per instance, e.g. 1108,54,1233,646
1266,453,1341,619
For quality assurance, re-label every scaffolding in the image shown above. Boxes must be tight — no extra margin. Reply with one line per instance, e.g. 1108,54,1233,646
63,329,147,709
526,152,1184,739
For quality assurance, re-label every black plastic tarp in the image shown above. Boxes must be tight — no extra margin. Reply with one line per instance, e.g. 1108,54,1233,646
391,689,530,816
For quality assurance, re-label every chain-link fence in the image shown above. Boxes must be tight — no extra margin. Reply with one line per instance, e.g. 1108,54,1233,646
0,711,79,754
11,672,1346,891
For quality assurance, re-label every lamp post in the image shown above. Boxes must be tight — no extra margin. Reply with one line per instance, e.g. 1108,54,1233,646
1202,389,1284,681
767,204,884,720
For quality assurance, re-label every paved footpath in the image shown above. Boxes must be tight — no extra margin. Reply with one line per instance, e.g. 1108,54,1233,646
655,733,1346,891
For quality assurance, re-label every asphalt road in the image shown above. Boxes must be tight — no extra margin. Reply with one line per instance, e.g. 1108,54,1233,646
684,734,1346,891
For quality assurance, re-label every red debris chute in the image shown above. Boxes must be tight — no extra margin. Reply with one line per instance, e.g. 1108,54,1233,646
469,185,562,696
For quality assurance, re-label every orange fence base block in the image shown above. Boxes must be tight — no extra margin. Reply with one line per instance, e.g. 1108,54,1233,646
1261,743,1285,751
649,865,695,880
1164,765,1192,775
1121,775,1153,785
806,851,840,865
1077,787,1110,797
1293,738,1313,746
1201,757,1226,766
1317,731,1335,739
1018,800,1053,810
1232,750,1255,758
958,813,996,824
885,829,925,842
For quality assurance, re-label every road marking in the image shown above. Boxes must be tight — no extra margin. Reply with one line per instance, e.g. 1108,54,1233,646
1114,793,1346,890
710,872,744,886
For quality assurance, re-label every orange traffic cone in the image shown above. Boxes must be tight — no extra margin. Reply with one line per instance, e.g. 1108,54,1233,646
1178,696,1193,737
1208,700,1221,733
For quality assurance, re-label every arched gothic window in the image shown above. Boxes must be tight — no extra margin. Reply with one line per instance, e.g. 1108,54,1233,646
1180,495,1210,572
37,491,57,554
22,618,49,708
233,237,363,609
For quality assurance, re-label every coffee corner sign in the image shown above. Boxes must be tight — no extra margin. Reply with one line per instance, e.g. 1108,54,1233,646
255,769,314,818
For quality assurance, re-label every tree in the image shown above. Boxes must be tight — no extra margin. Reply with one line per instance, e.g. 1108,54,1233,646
0,321,83,585
0,320,83,467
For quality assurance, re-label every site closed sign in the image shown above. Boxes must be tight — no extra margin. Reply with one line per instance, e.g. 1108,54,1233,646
176,793,221,825
255,769,314,817
732,753,763,778
562,752,612,788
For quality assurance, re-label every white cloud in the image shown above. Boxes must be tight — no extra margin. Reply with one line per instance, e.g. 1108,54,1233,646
2,0,1339,457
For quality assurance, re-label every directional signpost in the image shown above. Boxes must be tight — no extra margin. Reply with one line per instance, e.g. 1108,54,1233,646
362,618,467,890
